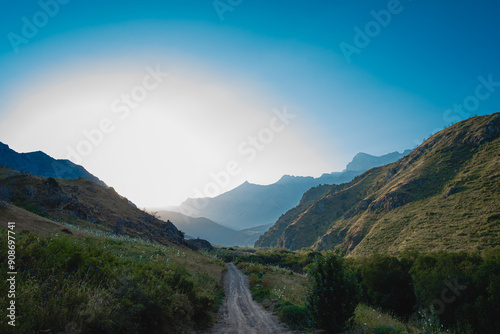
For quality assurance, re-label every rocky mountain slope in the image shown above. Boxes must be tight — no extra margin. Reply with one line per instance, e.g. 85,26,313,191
178,151,410,230
0,165,185,246
256,113,500,255
0,142,105,185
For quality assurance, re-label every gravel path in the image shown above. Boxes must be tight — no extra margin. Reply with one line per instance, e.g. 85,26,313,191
199,263,293,334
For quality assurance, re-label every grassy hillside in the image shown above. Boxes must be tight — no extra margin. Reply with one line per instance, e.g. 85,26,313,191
256,113,500,255
255,183,333,248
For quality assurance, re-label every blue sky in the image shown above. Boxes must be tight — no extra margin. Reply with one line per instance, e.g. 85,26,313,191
0,0,499,207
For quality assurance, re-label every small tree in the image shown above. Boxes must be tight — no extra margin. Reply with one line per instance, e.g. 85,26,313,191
307,253,359,333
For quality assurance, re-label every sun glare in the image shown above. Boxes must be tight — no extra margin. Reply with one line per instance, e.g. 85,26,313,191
0,55,332,206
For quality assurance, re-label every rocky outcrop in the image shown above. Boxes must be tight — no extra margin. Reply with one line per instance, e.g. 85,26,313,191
368,192,413,211
185,238,213,251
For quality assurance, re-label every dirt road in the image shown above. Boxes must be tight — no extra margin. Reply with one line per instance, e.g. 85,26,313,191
201,263,293,334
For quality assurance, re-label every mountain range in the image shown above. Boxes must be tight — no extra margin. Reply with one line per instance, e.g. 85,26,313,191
177,150,411,231
1,114,498,254
256,113,500,255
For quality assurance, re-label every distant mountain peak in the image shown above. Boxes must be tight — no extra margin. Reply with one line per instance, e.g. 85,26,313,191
0,141,105,186
345,150,410,172
276,174,295,183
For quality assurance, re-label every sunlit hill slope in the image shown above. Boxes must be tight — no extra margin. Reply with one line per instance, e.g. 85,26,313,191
256,113,500,256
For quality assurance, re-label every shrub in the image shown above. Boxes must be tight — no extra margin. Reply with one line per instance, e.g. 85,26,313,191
277,302,313,330
358,254,415,318
261,274,273,289
248,273,260,286
409,251,480,330
307,253,360,333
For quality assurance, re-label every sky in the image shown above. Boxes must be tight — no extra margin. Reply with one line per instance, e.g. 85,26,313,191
0,0,499,207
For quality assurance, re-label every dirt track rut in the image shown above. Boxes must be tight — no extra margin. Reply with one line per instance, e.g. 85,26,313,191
200,262,293,334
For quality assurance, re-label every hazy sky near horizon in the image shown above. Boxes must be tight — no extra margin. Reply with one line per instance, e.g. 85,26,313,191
0,0,499,207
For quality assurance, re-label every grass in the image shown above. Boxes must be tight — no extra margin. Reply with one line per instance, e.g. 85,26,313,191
349,305,465,333
237,262,308,306
0,227,226,333
350,305,416,333
236,261,312,330
0,165,228,332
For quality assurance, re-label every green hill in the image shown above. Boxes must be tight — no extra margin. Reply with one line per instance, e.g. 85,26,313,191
256,113,500,256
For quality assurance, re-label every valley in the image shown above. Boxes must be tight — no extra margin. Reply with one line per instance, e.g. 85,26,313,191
1,114,499,333
164,150,410,247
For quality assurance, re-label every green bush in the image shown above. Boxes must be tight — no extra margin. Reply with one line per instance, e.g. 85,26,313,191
470,247,500,334
348,249,500,333
409,251,480,330
307,252,360,333
358,254,415,318
277,302,313,330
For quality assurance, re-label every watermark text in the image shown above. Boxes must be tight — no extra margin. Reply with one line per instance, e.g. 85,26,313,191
6,222,17,327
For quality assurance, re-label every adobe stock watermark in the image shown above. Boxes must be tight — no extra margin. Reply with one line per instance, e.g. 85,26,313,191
6,222,17,327
7,0,71,54
179,106,296,217
340,0,414,64
409,276,467,323
443,74,499,124
64,65,169,165
212,0,243,21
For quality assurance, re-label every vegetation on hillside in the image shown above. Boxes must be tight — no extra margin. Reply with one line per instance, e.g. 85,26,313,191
0,229,225,333
256,114,500,255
